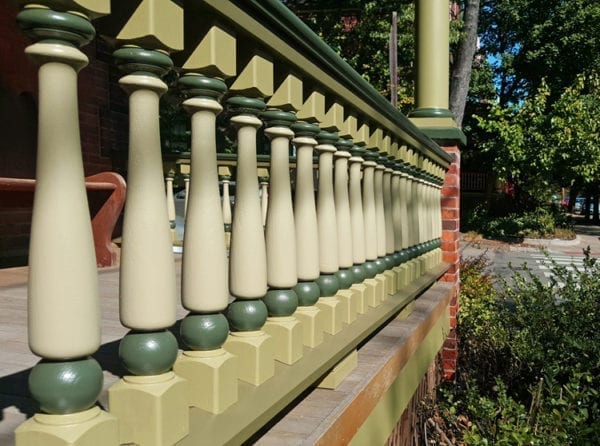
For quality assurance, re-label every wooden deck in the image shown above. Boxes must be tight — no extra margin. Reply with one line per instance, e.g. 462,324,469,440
0,257,188,446
0,259,451,446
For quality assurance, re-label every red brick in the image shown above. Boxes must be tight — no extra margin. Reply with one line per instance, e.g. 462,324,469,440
441,231,458,243
443,174,459,188
442,220,459,231
441,197,459,209
442,348,458,361
442,209,459,220
441,240,459,252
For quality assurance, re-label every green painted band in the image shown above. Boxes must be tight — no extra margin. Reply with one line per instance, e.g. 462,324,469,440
351,264,367,283
316,273,340,297
408,107,455,119
294,281,321,306
335,138,354,151
226,96,267,114
180,313,229,351
291,121,321,137
114,47,173,76
29,357,103,415
263,288,298,316
363,149,379,161
179,75,227,99
119,330,178,376
316,131,339,145
335,268,355,289
374,258,387,274
17,8,95,46
350,145,367,157
261,109,297,128
384,255,395,270
363,261,378,278
226,299,268,331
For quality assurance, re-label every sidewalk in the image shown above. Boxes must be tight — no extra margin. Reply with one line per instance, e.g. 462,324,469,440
460,222,600,260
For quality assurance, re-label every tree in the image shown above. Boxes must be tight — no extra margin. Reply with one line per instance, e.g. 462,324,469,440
449,0,481,128
480,0,600,104
476,73,600,215
283,0,418,114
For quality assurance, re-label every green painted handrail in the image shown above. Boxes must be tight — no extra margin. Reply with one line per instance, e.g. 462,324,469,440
234,0,454,166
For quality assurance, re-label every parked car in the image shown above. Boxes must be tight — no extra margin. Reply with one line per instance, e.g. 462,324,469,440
574,197,595,215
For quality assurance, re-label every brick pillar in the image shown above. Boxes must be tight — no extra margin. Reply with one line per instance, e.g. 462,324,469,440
440,145,460,380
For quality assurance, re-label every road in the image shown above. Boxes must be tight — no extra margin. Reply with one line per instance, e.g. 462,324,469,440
460,223,600,286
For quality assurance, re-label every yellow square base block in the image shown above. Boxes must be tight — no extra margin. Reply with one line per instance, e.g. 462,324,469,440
15,407,118,446
317,350,358,389
383,270,397,295
406,261,416,282
294,305,324,348
398,264,410,287
223,330,274,385
376,273,391,300
336,289,358,324
316,295,344,335
173,348,238,414
364,276,385,306
350,283,368,314
108,372,189,446
264,316,304,365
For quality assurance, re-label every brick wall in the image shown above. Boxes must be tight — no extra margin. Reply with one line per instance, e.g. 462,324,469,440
439,145,461,380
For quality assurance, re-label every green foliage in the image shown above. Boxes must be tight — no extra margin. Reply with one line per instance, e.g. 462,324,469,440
476,73,600,196
480,0,600,104
463,204,572,239
283,0,416,113
439,251,600,444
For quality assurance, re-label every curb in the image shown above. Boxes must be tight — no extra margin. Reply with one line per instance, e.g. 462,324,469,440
522,235,581,247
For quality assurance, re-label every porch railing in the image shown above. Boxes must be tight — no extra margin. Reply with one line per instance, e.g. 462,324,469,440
14,1,452,445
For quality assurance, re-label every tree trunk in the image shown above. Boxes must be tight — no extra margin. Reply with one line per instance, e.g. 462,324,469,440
449,0,480,128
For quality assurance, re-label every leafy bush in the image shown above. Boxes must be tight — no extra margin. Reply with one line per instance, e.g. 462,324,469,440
437,250,600,444
462,204,574,239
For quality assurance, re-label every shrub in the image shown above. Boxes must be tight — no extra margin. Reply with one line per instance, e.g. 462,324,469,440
461,204,574,239
437,250,600,444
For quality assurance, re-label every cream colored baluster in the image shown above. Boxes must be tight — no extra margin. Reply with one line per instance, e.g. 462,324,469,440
260,74,303,364
259,170,269,228
220,166,233,248
346,144,373,311
166,172,178,242
333,137,359,324
403,153,416,281
382,154,397,294
222,53,275,386
15,3,118,445
361,142,385,305
105,3,188,444
262,112,303,364
292,118,324,347
391,154,405,285
172,30,238,412
183,173,190,217
315,130,344,334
